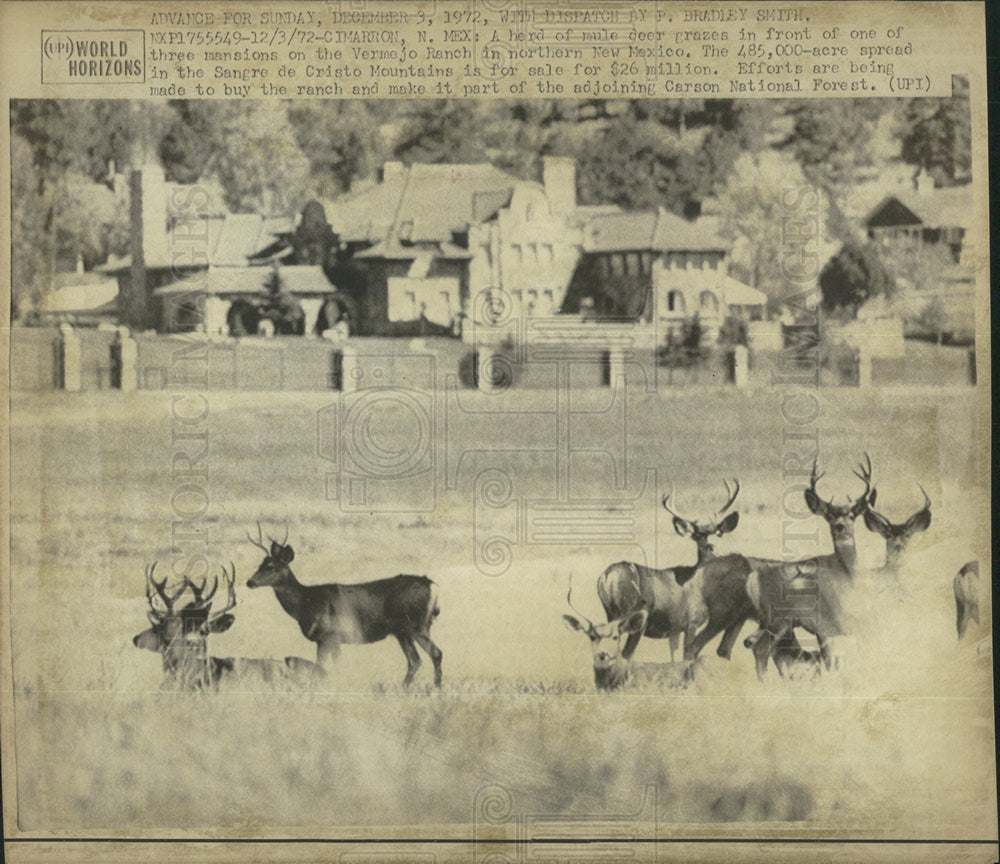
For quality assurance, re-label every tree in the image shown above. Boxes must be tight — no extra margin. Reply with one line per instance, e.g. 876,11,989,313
716,152,833,312
160,102,311,213
292,201,336,267
818,242,896,317
779,100,884,191
899,76,972,185
393,101,489,165
287,101,388,196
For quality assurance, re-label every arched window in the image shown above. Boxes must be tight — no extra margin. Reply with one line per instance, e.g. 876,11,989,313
667,291,686,313
700,290,719,313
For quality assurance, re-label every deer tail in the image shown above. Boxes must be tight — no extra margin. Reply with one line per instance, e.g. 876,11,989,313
425,580,441,628
745,570,762,613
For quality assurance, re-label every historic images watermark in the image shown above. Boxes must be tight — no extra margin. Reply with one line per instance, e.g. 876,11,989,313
165,181,212,583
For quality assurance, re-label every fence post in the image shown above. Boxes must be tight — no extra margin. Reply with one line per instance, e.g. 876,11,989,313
340,344,359,392
606,346,625,387
477,347,512,393
857,346,872,389
116,326,138,391
58,323,81,392
732,344,749,388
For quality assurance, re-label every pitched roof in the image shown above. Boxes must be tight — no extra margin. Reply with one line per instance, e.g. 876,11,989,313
99,213,290,272
652,211,727,251
583,211,659,251
583,209,729,253
324,162,519,245
40,278,119,312
865,185,973,231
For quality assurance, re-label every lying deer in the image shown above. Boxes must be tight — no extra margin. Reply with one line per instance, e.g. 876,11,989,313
563,575,650,691
133,562,325,691
862,484,932,577
246,525,442,686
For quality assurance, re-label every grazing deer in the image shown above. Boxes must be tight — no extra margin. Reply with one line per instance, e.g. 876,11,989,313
953,561,979,640
596,481,746,667
563,575,649,690
133,562,325,690
862,485,932,575
246,525,442,686
743,455,873,679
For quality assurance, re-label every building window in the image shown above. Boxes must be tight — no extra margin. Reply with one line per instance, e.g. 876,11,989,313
610,254,625,276
667,290,685,313
700,290,719,313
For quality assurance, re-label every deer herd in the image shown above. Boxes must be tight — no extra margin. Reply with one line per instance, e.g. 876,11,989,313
133,455,982,693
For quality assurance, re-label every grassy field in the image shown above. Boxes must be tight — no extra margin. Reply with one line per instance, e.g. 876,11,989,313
5,384,994,840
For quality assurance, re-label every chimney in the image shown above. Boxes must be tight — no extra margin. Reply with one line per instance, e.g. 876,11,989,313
914,168,934,195
543,157,576,214
127,163,169,328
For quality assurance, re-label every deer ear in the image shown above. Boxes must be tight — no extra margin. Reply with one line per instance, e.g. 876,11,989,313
717,511,740,535
270,541,282,557
673,517,692,537
281,545,295,563
133,629,160,652
205,614,235,634
563,614,588,634
619,608,649,636
903,507,931,535
804,488,823,516
863,508,893,538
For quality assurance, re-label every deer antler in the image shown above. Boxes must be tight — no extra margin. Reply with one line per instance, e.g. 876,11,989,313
247,522,269,552
661,490,684,521
187,572,219,608
263,523,289,548
809,458,826,494
852,452,873,500
917,483,931,511
145,561,187,614
207,563,237,624
566,573,594,631
715,478,740,520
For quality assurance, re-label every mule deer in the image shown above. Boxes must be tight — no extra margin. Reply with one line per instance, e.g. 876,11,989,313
596,481,747,667
246,525,442,686
133,562,325,690
862,485,932,575
563,575,650,690
953,561,979,640
744,455,873,679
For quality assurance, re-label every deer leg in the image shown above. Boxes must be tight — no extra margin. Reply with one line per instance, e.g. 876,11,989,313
669,632,680,663
684,618,725,661
716,619,748,660
316,640,340,669
414,633,443,687
620,630,643,663
751,627,783,681
816,633,834,672
397,635,422,686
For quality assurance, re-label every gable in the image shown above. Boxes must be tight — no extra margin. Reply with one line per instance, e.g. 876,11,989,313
865,197,924,229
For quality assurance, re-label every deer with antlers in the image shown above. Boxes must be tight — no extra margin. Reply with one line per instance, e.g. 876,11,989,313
564,481,766,689
861,484,932,576
133,562,325,690
742,454,875,679
246,524,443,686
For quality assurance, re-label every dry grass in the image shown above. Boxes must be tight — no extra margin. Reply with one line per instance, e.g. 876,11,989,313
6,387,994,838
